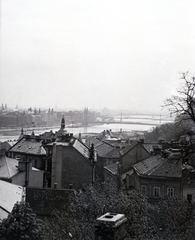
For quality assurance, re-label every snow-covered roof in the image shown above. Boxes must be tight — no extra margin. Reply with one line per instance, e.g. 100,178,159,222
0,180,24,220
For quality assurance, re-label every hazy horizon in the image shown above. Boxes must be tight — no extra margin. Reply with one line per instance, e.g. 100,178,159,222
1,0,195,114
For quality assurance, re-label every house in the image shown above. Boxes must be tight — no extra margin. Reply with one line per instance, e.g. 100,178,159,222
104,139,153,189
0,155,44,187
51,136,92,190
119,140,151,173
0,180,24,221
85,136,121,179
7,134,46,170
132,149,183,201
46,119,123,189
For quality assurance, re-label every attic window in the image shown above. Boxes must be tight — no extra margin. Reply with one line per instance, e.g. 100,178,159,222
29,146,32,149
18,145,21,148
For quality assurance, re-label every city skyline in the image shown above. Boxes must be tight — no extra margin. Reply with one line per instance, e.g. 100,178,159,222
1,0,195,113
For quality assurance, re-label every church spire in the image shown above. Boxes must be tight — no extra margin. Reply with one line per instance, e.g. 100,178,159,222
19,127,24,140
61,115,65,130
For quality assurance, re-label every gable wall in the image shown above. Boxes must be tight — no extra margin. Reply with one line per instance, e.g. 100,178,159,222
122,144,150,173
52,144,93,190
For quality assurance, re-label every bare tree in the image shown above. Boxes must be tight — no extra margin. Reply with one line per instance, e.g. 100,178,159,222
164,72,195,124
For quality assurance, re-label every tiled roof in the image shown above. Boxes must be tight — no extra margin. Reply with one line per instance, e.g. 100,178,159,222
9,136,46,155
95,143,114,157
133,154,182,178
85,136,115,157
103,148,121,158
86,137,103,148
0,156,19,179
0,180,24,220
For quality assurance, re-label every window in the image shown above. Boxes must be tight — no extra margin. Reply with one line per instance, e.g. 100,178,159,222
167,188,174,197
15,155,21,160
153,187,160,197
141,185,147,196
187,194,192,203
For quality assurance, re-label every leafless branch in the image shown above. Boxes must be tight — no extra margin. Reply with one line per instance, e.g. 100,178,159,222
164,72,195,124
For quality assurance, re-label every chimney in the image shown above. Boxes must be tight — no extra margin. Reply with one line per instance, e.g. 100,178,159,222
79,133,81,139
18,160,32,172
95,213,127,240
18,160,32,187
138,138,144,144
152,145,161,155
162,141,169,150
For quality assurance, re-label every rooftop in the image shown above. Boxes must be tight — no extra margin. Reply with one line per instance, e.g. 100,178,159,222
95,143,114,157
0,155,19,179
0,180,24,220
103,148,121,158
9,136,46,155
133,153,182,178
85,136,116,158
0,155,41,180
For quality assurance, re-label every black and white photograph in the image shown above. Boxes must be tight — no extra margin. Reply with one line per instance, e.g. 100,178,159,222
0,0,195,239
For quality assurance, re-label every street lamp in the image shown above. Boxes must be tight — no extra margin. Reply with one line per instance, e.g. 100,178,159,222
89,143,97,185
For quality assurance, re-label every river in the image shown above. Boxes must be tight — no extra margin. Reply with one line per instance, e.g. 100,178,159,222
0,114,173,142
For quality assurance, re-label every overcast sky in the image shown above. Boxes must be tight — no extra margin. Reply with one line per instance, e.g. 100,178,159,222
1,0,195,113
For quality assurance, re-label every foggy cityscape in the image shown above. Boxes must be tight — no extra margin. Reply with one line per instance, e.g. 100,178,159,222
1,1,195,239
